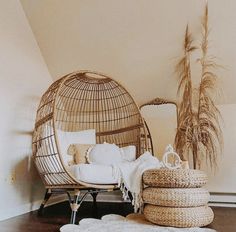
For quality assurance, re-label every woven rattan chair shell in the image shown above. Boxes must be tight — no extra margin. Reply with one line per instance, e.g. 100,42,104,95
143,169,207,188
144,204,214,228
32,71,151,189
142,187,210,207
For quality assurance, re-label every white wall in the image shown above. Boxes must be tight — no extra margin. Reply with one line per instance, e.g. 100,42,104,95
0,0,52,220
202,104,236,194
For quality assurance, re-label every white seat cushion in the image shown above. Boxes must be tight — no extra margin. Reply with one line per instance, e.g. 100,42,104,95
71,164,118,184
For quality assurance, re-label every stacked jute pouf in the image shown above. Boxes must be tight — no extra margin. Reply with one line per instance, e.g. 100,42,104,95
142,169,214,228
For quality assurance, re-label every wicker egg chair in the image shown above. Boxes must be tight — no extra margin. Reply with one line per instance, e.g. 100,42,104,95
32,71,152,223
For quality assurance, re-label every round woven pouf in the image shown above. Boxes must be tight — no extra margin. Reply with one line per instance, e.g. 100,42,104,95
143,169,207,188
143,187,210,207
144,204,214,228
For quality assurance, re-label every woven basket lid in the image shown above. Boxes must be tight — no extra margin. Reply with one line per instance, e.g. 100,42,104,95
143,169,208,188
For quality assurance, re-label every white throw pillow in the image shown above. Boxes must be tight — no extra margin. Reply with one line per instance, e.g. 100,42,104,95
56,129,96,166
87,143,122,165
120,145,136,162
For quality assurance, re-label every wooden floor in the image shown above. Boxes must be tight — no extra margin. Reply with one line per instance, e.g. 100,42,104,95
0,201,235,232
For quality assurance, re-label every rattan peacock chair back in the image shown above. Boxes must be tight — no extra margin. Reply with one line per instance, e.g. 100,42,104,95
32,71,152,189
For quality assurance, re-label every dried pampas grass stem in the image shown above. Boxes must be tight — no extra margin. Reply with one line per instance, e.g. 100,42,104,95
175,4,223,170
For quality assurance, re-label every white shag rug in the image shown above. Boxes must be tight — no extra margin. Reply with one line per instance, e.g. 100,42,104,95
60,214,216,232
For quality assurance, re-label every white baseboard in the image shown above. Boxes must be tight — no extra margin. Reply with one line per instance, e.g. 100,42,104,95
209,192,236,208
0,195,66,222
209,202,236,207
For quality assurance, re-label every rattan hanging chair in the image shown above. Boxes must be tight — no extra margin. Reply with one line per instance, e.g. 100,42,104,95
32,71,152,223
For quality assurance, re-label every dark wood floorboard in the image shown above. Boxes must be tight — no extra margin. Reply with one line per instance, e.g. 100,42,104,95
0,201,235,232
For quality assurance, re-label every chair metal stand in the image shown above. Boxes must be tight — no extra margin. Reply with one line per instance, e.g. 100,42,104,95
68,190,82,224
37,187,119,224
90,191,98,207
38,189,52,216
68,189,113,224
67,189,100,224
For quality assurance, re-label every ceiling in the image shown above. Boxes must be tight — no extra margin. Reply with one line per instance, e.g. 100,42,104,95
20,0,236,105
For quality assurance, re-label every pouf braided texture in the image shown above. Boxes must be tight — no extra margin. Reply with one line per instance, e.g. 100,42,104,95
144,204,214,228
142,187,210,207
143,169,207,188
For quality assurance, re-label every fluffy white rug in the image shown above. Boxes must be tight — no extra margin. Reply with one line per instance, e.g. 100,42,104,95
60,214,216,232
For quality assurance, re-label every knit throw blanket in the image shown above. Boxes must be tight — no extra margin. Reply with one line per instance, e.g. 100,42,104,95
112,151,162,212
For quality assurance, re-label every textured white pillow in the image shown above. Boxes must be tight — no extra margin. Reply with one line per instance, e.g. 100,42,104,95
120,145,136,162
87,143,122,165
56,129,96,166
